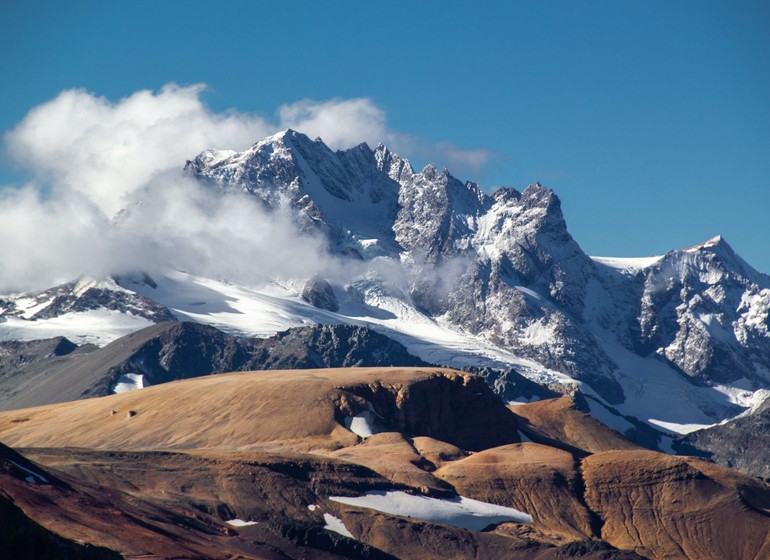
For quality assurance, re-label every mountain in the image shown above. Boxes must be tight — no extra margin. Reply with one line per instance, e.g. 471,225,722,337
0,322,429,411
2,129,769,451
2,367,769,559
675,393,770,479
185,130,770,439
0,276,174,323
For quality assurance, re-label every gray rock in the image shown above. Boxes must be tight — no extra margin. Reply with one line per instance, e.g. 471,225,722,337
300,276,339,312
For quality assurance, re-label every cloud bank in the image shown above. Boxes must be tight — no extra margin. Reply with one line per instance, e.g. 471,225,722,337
0,84,491,292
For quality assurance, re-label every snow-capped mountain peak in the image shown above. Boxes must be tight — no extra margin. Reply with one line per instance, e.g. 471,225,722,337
5,131,770,452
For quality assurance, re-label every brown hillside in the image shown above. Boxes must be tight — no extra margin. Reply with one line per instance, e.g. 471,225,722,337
4,367,768,560
0,367,519,452
510,397,643,455
436,443,597,543
583,450,770,560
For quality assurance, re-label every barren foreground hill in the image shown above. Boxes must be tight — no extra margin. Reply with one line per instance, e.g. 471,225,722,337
1,367,769,559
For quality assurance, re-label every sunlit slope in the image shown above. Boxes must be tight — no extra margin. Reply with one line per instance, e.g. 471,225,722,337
0,367,520,452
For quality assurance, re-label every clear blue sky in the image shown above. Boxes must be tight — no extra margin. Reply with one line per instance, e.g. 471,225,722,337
1,0,768,272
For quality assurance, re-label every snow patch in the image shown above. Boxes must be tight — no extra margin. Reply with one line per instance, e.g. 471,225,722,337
344,401,383,438
0,309,153,347
9,460,49,484
330,490,531,531
323,513,354,538
226,519,257,527
591,255,662,274
592,334,738,434
113,373,145,394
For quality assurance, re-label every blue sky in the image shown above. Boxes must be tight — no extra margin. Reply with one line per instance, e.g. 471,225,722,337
1,0,768,272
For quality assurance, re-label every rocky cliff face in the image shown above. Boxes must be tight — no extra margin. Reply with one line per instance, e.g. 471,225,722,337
187,131,627,402
676,394,770,479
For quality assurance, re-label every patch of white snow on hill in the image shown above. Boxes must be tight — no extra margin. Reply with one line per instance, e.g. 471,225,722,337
513,285,552,306
595,335,735,434
520,318,557,346
127,269,332,337
344,401,383,438
330,490,531,530
12,296,55,319
226,519,257,527
507,396,540,405
323,513,354,538
113,373,145,394
698,313,734,343
0,309,153,346
73,276,133,297
351,238,390,259
199,149,237,167
711,383,770,419
684,235,724,253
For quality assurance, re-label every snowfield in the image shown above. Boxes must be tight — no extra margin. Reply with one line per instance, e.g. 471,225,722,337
226,519,257,527
330,490,532,531
0,308,153,346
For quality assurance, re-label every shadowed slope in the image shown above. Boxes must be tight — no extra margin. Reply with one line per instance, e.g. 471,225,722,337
0,322,428,411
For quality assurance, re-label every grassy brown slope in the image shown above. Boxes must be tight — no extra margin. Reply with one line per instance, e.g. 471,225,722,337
6,367,768,560
0,367,520,452
0,443,291,560
583,450,770,560
435,443,597,543
510,397,643,455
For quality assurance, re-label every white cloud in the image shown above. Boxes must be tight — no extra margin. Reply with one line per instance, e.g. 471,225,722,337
4,83,273,216
0,175,332,293
276,97,493,176
0,83,493,293
277,97,390,150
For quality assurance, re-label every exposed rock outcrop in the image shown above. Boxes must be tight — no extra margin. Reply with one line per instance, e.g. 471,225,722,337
676,395,770,479
301,275,340,311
